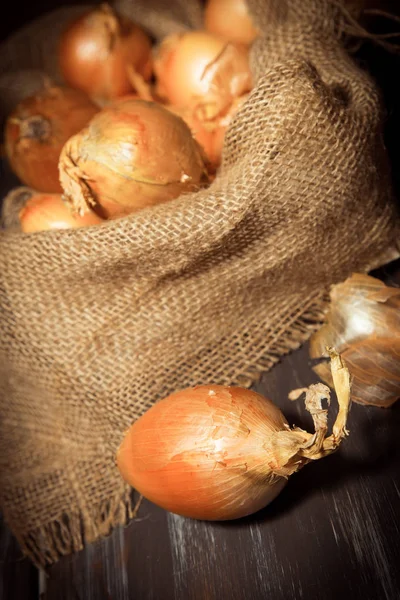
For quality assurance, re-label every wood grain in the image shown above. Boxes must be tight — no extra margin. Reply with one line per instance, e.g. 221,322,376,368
42,340,400,600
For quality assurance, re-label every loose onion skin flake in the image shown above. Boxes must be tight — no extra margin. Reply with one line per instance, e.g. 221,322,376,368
4,86,98,193
117,350,351,521
19,191,103,233
59,99,210,218
310,273,400,408
204,0,260,46
154,31,252,119
59,3,153,105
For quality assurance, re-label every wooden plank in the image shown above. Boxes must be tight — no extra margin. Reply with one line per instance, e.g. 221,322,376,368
0,514,38,600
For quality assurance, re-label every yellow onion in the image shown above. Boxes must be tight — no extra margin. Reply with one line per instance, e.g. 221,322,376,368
59,99,210,218
204,0,260,46
154,31,252,120
117,350,351,520
18,190,103,233
59,3,153,105
310,273,400,408
4,85,99,193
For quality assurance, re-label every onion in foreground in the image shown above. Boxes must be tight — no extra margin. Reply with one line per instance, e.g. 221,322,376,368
4,85,98,193
59,99,210,218
117,349,351,520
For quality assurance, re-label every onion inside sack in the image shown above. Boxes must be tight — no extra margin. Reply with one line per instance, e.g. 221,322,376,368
59,3,153,105
154,30,252,121
204,0,260,46
117,349,351,521
16,189,103,233
59,98,210,218
4,85,98,193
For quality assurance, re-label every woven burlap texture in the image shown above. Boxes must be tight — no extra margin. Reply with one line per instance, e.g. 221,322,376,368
0,0,398,567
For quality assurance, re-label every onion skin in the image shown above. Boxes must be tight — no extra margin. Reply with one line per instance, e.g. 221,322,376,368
154,31,252,115
19,192,103,233
59,4,153,105
204,0,260,46
4,86,99,193
59,99,209,218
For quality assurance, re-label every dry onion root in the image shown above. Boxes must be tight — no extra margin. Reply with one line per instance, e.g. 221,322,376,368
59,3,153,105
117,349,351,521
4,85,98,193
59,98,210,219
310,273,400,408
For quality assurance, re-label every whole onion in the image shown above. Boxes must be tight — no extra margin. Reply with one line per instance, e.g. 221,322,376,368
59,99,210,218
59,3,153,105
4,85,98,193
204,0,260,46
18,190,103,233
117,350,351,520
154,31,252,119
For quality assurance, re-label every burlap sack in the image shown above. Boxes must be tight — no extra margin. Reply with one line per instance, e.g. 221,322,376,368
0,0,399,568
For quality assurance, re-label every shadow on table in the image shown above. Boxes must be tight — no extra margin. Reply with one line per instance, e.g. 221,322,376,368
218,399,400,528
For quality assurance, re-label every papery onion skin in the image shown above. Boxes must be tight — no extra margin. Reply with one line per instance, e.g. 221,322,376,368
59,99,210,218
204,0,260,46
154,31,252,114
19,192,103,233
4,86,99,193
59,4,153,105
117,385,297,520
310,273,400,407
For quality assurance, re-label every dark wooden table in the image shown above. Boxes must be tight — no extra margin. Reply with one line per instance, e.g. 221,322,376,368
2,321,400,599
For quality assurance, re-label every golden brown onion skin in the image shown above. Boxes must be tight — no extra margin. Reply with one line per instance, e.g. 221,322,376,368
117,385,292,521
59,99,210,218
5,86,99,193
19,192,103,233
204,0,260,46
59,4,153,105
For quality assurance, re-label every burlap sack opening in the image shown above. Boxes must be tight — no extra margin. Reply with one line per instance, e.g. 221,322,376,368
1,0,399,567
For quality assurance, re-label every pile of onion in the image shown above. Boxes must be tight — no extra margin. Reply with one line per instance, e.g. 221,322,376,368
204,0,260,46
4,85,98,193
59,3,153,105
117,349,351,520
59,98,210,218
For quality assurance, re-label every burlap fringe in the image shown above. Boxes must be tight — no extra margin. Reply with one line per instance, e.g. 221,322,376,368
6,484,139,570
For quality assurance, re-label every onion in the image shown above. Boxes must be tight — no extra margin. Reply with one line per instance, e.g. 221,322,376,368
19,191,103,233
204,0,260,45
310,273,400,408
59,99,210,218
166,104,215,168
59,3,153,105
154,31,252,119
169,93,248,168
4,85,99,193
117,350,351,521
